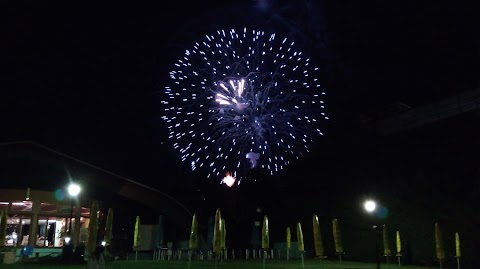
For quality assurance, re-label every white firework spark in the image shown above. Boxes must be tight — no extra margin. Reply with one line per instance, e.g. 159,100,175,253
162,28,328,181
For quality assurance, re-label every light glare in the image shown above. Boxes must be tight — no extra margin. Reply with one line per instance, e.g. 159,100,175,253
364,200,376,212
68,183,81,197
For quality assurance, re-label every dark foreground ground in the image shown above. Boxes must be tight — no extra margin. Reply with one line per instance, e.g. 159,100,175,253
0,259,446,269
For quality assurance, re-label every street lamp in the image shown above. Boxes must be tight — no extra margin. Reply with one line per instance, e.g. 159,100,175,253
67,182,81,243
364,200,380,269
364,200,376,213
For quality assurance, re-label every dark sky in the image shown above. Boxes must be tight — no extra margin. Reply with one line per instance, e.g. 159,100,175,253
1,1,478,196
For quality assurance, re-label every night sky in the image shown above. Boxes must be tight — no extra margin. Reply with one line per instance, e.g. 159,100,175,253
2,1,478,211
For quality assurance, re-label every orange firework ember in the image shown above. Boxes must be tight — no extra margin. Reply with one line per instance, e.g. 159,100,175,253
222,172,236,187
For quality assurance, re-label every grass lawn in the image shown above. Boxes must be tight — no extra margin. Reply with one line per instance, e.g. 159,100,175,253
0,259,441,269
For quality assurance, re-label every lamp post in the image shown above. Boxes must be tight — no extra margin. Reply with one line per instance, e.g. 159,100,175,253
364,200,380,269
67,183,81,244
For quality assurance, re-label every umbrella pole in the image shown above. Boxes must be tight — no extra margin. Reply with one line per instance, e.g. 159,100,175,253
263,250,266,269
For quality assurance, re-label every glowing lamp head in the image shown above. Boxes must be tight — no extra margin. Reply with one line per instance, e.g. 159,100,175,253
364,200,376,213
68,183,81,197
222,172,236,187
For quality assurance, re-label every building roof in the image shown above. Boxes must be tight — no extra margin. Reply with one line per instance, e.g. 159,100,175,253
0,141,192,239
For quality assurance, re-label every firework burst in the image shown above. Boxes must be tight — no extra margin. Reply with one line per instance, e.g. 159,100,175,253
162,28,328,182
